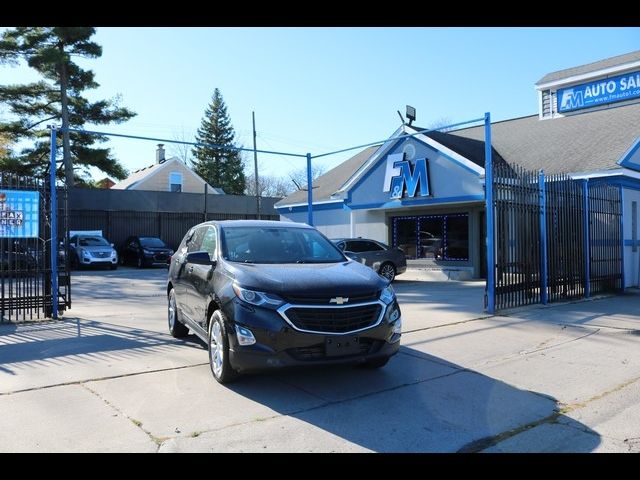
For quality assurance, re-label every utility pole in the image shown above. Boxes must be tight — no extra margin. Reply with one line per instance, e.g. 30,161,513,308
252,111,261,219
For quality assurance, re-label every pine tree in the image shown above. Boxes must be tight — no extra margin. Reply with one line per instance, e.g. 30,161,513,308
192,89,246,195
0,27,136,186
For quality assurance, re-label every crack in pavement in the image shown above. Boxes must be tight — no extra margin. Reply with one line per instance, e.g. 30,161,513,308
79,383,165,451
0,362,209,396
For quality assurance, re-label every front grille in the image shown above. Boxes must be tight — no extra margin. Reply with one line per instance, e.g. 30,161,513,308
284,291,380,305
284,304,382,333
288,338,378,361
153,254,168,262
90,251,110,258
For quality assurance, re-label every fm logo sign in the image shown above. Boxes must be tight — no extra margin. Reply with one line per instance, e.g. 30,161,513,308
383,153,430,199
559,88,584,111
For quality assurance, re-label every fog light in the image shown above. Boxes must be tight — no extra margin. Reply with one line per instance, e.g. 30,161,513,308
392,316,402,335
235,325,256,346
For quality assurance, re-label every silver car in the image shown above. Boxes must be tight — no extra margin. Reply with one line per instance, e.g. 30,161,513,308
332,238,407,282
69,235,118,270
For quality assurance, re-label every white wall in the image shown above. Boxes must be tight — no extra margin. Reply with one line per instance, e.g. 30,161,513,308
623,187,640,287
350,209,387,242
279,207,351,239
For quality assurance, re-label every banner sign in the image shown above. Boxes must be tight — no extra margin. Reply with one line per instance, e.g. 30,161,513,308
0,190,39,238
558,70,640,113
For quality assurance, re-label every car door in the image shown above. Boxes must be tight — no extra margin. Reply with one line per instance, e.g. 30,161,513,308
176,226,206,321
358,240,386,269
188,225,218,327
182,225,208,323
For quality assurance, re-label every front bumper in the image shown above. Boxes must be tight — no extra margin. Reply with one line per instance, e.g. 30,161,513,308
80,256,118,266
225,299,401,373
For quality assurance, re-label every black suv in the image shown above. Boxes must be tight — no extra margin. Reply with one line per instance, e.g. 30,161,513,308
167,220,402,383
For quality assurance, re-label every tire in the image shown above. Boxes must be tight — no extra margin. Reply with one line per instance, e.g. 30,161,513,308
208,310,237,384
110,264,118,270
119,255,125,266
136,256,144,269
378,262,396,282
361,356,390,369
168,289,189,338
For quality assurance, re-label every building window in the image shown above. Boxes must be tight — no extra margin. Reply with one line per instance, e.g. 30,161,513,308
169,172,182,192
392,214,469,261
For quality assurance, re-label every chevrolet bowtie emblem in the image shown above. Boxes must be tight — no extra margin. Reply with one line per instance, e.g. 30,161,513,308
330,296,349,305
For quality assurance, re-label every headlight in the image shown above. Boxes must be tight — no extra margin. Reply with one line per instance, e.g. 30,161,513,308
380,285,395,305
232,284,284,307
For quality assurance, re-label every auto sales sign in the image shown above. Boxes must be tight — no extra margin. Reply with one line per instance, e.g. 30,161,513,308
558,70,640,113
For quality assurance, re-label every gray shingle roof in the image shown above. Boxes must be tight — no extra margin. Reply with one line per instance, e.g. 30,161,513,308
275,145,381,207
451,102,640,174
536,50,640,85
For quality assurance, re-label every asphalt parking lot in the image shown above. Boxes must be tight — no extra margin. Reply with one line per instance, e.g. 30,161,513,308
1,267,640,452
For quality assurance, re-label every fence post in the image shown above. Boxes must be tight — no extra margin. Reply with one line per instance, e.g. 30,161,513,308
204,183,208,222
619,184,625,290
49,126,59,319
582,179,590,298
538,170,548,305
306,153,313,226
484,112,495,314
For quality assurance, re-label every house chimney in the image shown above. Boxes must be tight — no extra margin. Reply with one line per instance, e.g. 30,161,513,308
156,144,165,164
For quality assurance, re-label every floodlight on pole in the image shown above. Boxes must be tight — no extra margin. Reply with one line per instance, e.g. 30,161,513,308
406,105,416,126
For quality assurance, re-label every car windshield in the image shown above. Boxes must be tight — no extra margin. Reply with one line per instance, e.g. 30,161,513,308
78,236,110,247
221,226,345,264
139,237,166,248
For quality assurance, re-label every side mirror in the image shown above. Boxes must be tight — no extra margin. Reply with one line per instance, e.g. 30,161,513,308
186,251,216,266
110,243,115,247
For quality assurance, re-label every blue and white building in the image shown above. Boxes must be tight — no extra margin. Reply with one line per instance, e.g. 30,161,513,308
276,51,640,286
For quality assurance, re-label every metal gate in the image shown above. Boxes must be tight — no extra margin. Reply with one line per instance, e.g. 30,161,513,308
489,159,622,312
0,172,70,322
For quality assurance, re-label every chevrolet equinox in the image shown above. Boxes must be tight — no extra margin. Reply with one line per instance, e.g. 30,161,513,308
167,220,402,383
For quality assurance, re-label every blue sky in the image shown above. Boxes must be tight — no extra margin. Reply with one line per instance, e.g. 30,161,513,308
1,27,639,181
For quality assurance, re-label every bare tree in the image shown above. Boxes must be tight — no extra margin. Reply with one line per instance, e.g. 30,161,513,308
289,164,326,191
245,173,292,197
427,116,455,132
170,127,194,164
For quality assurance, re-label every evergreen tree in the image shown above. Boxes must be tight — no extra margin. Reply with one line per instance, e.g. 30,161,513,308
0,27,136,186
192,89,246,195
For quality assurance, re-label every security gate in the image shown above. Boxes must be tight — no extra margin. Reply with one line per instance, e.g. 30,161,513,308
0,172,70,322
488,160,622,312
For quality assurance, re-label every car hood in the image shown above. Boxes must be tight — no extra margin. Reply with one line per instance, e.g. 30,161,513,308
223,260,387,296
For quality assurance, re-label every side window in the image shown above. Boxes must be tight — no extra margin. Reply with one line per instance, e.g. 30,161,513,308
187,227,206,253
344,241,358,252
200,227,217,260
362,241,384,252
169,172,183,192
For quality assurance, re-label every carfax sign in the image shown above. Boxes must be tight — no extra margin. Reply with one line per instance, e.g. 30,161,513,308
0,190,39,238
558,70,640,113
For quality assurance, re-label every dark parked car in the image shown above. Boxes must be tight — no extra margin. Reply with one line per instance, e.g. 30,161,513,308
167,220,402,384
120,236,174,268
0,239,38,274
69,234,118,270
331,238,407,282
